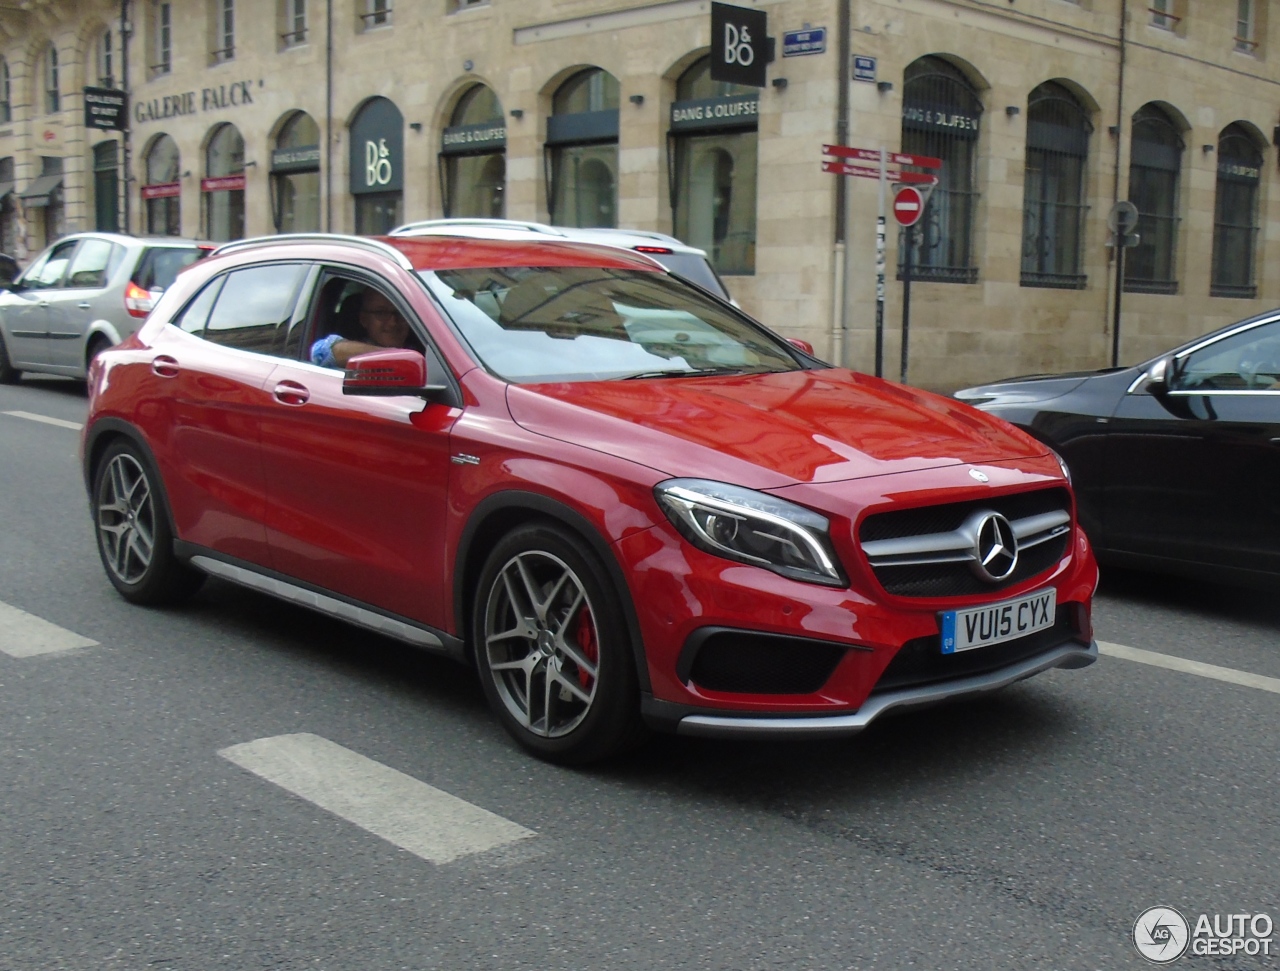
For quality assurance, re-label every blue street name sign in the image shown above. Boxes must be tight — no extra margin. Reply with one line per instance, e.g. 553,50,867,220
783,27,826,57
853,55,877,82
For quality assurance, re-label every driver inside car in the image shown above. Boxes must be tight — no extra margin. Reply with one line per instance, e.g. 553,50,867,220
310,288,412,369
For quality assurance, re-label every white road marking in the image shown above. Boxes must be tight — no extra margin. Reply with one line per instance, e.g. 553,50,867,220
0,600,98,657
218,733,536,864
1099,640,1280,696
2,410,84,431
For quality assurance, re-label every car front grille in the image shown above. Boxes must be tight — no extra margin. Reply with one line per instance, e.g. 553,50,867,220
871,605,1083,694
857,487,1072,598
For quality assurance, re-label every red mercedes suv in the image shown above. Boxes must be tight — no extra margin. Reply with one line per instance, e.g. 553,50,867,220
82,233,1098,763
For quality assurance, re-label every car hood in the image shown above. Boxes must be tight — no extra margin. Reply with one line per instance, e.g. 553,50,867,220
954,368,1130,405
506,368,1046,489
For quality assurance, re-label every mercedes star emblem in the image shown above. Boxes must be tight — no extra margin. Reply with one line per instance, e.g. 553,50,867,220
972,512,1018,582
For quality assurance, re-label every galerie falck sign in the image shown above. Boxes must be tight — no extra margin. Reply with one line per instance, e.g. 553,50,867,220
711,2,768,88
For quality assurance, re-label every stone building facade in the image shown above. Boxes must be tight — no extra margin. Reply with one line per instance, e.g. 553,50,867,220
1,0,1277,390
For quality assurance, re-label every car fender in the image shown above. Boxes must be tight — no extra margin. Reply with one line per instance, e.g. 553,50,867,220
454,489,653,693
85,320,124,349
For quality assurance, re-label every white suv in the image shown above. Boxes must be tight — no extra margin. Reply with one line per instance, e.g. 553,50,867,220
389,218,732,302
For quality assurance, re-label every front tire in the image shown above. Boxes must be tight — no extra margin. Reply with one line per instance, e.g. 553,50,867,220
0,330,20,384
473,523,644,764
92,440,205,605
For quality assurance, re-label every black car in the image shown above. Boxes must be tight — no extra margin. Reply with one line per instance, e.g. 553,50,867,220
955,310,1280,587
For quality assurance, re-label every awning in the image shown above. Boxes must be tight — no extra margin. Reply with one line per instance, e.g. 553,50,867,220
20,174,64,207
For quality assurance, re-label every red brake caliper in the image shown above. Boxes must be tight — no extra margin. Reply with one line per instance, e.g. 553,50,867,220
571,606,598,689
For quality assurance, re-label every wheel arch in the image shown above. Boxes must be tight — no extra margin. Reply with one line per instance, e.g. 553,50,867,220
83,419,183,545
455,491,652,693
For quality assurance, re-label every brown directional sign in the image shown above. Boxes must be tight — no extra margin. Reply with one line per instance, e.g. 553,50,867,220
822,144,942,169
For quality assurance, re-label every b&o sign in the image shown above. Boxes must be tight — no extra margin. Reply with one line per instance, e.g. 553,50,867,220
710,2,768,88
349,97,404,195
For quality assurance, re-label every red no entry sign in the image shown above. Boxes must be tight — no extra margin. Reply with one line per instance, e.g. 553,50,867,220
892,186,925,227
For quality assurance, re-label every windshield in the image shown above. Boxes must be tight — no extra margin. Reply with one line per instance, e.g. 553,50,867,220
420,265,799,383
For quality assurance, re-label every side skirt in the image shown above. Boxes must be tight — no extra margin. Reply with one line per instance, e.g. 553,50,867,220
178,545,466,663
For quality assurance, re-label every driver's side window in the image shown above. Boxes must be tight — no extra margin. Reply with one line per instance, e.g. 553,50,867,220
1171,322,1280,392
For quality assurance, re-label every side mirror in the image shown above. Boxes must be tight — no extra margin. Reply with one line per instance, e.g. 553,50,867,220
1144,355,1171,394
787,337,815,356
343,348,449,399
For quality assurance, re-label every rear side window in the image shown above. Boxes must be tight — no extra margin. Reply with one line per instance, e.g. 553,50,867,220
65,239,123,288
132,247,206,292
176,277,225,334
202,264,309,355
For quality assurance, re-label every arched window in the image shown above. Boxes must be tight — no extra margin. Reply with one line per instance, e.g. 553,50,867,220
1126,103,1183,294
1020,82,1091,289
1,57,12,123
95,28,114,87
441,84,506,219
271,110,320,232
204,122,245,241
547,68,619,228
1210,123,1263,299
93,142,120,231
670,56,758,275
900,56,983,283
143,134,182,235
349,96,403,233
44,43,60,114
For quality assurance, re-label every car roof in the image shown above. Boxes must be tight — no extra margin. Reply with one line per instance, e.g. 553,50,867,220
55,232,210,248
206,233,669,274
390,218,710,257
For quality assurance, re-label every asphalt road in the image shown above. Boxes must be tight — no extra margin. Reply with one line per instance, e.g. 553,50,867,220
1,375,1276,971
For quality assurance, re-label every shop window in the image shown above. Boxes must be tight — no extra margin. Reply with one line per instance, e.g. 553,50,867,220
1020,82,1091,289
440,84,505,219
280,0,308,47
0,157,17,255
272,110,321,232
44,44,60,114
143,134,182,235
94,142,120,232
1125,103,1183,295
361,0,392,30
669,56,757,275
349,96,403,233
547,68,619,228
1210,124,1263,299
0,58,10,123
211,0,235,63
151,1,173,76
900,55,983,284
205,122,246,242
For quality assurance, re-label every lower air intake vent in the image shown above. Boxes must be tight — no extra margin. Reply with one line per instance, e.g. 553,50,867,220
684,629,847,695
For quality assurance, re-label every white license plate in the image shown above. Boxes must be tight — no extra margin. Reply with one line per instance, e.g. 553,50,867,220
940,588,1057,654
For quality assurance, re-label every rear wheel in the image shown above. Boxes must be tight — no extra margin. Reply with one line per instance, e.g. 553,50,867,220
0,331,20,384
92,440,205,605
473,523,645,764
85,334,112,375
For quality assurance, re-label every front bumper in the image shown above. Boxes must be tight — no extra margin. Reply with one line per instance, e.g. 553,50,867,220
656,639,1097,739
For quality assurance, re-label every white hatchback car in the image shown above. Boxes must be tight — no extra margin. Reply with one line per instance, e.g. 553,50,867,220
389,218,733,303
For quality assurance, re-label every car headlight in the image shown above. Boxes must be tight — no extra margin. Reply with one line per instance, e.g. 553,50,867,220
654,479,847,587
1051,448,1072,484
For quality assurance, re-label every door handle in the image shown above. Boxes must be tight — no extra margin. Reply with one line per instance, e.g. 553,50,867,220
77,302,91,310
151,355,180,378
272,381,310,406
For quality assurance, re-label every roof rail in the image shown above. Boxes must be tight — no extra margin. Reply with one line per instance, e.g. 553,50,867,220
208,233,414,270
390,218,565,238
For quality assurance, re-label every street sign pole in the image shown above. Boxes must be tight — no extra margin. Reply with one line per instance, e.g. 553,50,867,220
875,147,887,378
1107,201,1140,368
901,221,913,384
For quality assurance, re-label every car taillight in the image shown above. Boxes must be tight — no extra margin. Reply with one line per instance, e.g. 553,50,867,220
124,280,155,319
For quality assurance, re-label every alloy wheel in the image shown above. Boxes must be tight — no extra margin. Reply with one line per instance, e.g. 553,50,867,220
483,550,601,738
96,452,157,585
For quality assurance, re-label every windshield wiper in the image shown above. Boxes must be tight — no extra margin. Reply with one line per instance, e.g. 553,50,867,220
617,366,772,381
